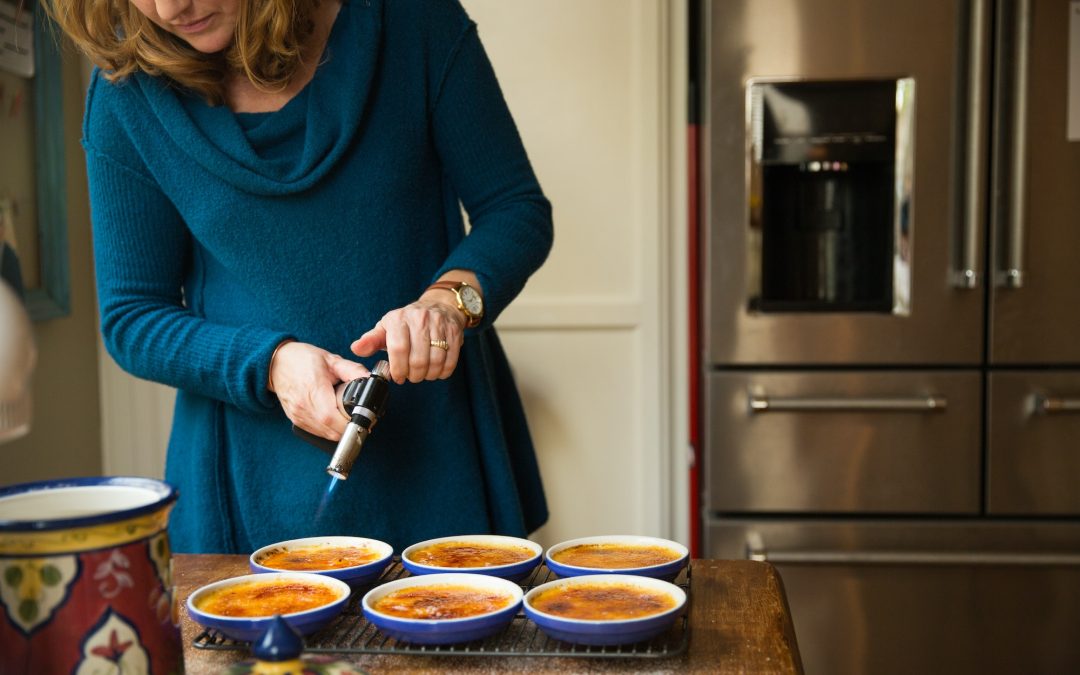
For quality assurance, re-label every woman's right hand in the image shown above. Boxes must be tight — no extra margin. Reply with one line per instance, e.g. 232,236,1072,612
268,341,370,441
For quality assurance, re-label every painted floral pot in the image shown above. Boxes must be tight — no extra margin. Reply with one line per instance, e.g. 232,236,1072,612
0,477,181,674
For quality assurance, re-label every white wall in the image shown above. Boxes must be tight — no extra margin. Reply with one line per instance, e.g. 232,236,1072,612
99,0,688,548
98,365,175,478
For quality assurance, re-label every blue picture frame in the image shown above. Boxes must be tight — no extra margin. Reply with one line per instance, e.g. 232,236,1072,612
25,4,69,321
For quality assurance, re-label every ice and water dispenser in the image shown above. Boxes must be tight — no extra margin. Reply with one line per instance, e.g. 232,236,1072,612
747,79,914,314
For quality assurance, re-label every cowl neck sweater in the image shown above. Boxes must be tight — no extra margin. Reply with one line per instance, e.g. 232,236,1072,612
136,0,378,195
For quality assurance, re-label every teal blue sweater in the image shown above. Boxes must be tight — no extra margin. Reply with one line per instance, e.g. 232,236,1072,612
82,0,551,553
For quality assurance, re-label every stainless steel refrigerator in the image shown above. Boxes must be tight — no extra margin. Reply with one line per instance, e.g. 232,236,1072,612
700,1,1080,673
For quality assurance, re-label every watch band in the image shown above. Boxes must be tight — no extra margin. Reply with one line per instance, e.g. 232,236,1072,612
428,280,464,292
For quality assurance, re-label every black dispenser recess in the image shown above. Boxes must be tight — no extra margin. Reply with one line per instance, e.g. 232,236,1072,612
750,80,904,313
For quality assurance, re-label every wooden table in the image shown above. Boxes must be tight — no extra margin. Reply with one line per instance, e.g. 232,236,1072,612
174,554,803,674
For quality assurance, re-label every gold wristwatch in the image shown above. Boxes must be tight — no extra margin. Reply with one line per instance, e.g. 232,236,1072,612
427,280,484,328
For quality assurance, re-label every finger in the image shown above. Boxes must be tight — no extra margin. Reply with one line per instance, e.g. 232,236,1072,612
441,341,461,379
283,396,343,443
426,335,448,380
440,323,463,379
289,373,348,441
383,316,412,384
328,355,370,383
314,377,351,439
406,307,431,384
423,311,449,380
351,322,387,357
440,346,460,380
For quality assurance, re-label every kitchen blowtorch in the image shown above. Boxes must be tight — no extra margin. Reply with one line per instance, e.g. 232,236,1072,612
291,360,391,480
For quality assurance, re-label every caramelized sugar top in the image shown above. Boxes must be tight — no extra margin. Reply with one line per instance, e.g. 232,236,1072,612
530,583,677,621
258,545,381,571
409,541,534,568
195,580,340,617
372,584,514,620
550,543,681,569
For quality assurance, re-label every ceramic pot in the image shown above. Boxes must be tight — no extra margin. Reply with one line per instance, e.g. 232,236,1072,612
0,477,181,674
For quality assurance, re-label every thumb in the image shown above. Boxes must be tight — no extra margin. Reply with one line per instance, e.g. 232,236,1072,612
328,355,370,383
351,323,387,357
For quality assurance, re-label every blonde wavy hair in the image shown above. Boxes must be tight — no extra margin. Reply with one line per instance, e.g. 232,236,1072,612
41,0,319,105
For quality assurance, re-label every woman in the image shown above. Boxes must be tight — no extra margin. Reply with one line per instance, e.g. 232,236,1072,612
46,0,552,553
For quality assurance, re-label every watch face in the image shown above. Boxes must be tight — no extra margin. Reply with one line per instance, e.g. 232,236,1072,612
460,286,483,315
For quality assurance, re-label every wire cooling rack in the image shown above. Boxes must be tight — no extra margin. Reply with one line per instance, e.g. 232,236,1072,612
193,561,690,659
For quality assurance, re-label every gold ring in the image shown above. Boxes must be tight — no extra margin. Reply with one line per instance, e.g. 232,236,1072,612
429,339,449,351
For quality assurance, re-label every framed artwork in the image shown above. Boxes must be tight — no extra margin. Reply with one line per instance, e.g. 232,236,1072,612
0,0,69,320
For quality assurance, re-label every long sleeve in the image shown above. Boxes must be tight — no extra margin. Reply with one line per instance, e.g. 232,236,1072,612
430,18,553,329
84,145,293,413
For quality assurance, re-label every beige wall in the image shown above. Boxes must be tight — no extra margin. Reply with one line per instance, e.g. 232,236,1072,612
0,43,102,484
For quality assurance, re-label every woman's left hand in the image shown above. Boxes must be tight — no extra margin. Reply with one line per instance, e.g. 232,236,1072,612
351,294,466,384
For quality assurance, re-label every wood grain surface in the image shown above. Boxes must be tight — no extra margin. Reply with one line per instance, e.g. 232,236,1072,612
174,554,803,674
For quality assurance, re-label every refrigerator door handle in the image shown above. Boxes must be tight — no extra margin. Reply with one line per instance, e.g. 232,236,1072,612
746,533,1080,566
1032,394,1080,414
993,0,1032,289
748,393,947,413
954,0,991,289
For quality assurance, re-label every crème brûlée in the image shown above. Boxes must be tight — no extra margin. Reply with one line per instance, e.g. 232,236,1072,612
195,579,341,617
409,541,535,568
372,584,514,620
258,545,382,571
530,583,677,621
550,543,682,569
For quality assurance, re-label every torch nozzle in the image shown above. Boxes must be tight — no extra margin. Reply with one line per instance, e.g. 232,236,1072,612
326,421,367,480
